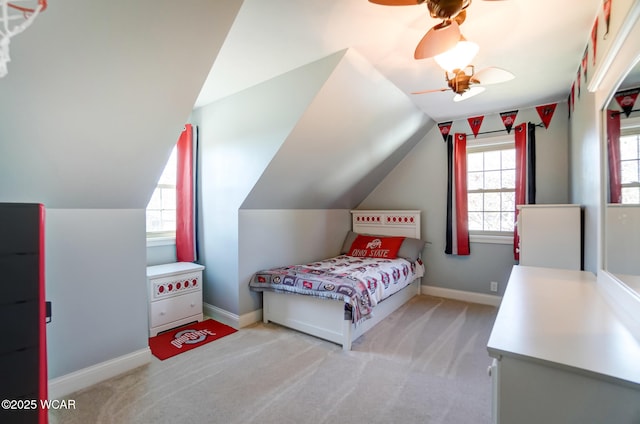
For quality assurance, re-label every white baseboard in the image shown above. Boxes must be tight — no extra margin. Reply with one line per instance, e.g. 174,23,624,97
421,285,502,307
203,302,262,329
48,348,152,399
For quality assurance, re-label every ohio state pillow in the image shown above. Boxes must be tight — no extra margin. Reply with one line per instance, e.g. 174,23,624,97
347,234,405,259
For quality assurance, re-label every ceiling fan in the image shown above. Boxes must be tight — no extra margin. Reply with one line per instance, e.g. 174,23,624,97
369,0,471,21
368,0,508,59
412,65,514,101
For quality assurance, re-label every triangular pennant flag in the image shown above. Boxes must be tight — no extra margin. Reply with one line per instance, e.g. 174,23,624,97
604,0,612,38
536,103,557,129
592,17,598,65
577,67,581,98
582,47,588,81
571,83,575,111
615,88,639,118
467,116,484,138
499,110,518,134
438,121,453,142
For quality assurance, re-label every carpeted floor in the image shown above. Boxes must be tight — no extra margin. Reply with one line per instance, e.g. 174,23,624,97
49,295,498,424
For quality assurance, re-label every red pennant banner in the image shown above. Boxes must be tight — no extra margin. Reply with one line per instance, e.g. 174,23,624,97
467,115,484,138
577,67,581,98
438,121,453,142
592,17,598,65
536,103,557,129
571,83,575,111
604,0,612,38
582,47,588,81
615,88,639,118
499,110,518,134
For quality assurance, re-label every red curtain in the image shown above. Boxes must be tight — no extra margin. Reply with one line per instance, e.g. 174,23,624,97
513,122,536,260
445,133,470,255
176,124,196,262
607,110,622,203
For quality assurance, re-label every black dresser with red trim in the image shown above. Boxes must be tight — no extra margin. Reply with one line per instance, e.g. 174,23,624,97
0,203,48,424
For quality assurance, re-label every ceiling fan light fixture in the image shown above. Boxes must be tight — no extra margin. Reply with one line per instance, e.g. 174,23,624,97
453,85,485,101
433,37,479,72
414,20,461,60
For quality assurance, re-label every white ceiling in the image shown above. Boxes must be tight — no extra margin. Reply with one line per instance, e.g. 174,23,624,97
195,0,601,122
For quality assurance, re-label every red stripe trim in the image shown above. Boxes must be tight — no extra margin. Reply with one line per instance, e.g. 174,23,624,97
38,204,48,423
454,134,470,255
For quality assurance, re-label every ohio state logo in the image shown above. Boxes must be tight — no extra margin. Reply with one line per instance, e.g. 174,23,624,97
366,239,382,249
171,328,215,348
620,95,634,106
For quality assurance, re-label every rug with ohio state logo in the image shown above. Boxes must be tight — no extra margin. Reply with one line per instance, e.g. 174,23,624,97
149,319,237,360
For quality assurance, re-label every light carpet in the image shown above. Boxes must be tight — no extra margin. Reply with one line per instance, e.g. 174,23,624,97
50,295,497,424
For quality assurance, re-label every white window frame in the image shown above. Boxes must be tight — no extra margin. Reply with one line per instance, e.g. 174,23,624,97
146,146,177,245
619,116,640,204
466,134,515,245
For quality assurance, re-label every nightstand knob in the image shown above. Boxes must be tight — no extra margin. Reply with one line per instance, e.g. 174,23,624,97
160,311,165,316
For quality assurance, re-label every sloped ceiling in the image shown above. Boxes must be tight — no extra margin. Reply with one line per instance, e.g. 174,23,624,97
196,0,601,122
241,49,432,209
0,0,242,208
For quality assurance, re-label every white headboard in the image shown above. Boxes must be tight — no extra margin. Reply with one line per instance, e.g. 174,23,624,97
351,210,421,239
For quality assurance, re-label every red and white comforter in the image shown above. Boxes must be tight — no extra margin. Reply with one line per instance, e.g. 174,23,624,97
249,255,424,324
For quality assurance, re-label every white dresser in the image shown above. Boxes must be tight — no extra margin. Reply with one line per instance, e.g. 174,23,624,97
146,262,205,337
517,204,582,270
487,265,640,424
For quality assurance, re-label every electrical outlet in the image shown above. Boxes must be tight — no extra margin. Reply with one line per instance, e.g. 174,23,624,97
490,281,498,292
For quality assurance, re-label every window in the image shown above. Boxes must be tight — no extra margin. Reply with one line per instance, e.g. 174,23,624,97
467,137,516,235
620,124,640,204
146,146,177,238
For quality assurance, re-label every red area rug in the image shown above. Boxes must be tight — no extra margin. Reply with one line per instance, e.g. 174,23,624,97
149,319,237,360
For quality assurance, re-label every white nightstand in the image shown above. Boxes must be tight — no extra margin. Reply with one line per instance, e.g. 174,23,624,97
146,262,205,337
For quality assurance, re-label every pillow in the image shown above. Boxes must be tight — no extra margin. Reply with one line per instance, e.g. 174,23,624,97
340,231,359,255
347,234,405,259
341,230,426,262
397,236,427,262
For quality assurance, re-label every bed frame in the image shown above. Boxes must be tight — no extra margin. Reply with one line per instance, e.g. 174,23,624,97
262,210,422,350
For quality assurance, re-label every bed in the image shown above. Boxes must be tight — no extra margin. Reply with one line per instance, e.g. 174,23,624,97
249,210,425,350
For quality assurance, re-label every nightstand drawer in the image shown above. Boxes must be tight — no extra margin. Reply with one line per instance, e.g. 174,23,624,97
149,291,202,328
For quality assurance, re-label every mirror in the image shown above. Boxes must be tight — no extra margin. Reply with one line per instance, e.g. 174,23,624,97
599,6,640,311
604,59,640,296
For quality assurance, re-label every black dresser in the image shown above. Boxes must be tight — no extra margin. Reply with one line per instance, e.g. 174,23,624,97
0,203,48,424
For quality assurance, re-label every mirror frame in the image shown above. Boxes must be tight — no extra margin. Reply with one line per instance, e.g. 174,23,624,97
589,1,640,325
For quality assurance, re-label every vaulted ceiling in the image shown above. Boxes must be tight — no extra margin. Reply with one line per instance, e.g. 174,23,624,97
195,0,602,122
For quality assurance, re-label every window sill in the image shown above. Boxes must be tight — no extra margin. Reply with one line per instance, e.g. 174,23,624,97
146,237,176,248
470,234,513,245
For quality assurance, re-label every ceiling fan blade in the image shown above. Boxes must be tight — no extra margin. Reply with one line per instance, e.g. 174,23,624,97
453,9,467,25
414,20,461,59
473,67,515,85
411,87,451,95
368,0,424,5
453,86,486,102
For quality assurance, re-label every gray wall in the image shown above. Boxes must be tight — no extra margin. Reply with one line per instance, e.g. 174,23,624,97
192,51,344,315
192,49,432,317
239,209,352,315
568,0,636,274
359,105,570,296
46,209,148,377
147,243,177,266
0,0,242,379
